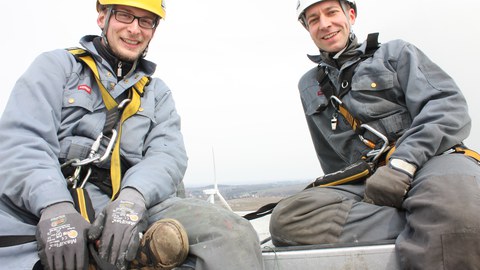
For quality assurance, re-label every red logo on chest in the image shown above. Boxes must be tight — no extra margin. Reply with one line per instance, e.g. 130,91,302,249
78,84,92,94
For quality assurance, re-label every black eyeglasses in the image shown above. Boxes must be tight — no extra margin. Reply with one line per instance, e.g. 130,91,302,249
112,10,158,29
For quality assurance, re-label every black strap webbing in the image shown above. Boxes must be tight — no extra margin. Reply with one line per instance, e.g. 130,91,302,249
243,160,373,220
70,188,96,223
243,202,280,220
317,32,379,100
89,243,119,270
0,235,36,247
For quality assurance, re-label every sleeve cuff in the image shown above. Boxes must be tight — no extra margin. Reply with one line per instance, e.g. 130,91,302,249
389,158,417,177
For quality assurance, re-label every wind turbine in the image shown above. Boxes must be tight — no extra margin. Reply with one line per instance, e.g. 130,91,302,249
203,147,232,211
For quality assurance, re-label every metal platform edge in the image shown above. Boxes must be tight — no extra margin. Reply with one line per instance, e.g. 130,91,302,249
262,243,400,270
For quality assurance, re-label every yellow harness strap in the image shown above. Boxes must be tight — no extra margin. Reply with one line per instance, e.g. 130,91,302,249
110,77,148,199
454,146,480,163
69,48,117,110
337,104,379,149
74,188,92,223
319,168,371,187
69,48,148,199
338,104,361,133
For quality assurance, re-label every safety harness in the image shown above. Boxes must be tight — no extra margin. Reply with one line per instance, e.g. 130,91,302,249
319,33,380,139
68,48,149,199
61,48,149,228
244,33,480,221
244,34,382,221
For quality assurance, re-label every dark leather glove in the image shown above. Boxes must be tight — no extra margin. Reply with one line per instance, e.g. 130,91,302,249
364,159,416,208
88,188,148,270
36,202,90,270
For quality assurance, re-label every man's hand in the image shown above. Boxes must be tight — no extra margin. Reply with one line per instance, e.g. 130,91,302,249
36,202,90,270
88,188,148,270
364,159,416,208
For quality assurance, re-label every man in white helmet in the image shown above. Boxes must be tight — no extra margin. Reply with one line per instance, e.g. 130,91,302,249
0,1,263,270
270,0,480,269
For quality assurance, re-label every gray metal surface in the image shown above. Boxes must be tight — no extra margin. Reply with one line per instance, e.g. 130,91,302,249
262,244,400,270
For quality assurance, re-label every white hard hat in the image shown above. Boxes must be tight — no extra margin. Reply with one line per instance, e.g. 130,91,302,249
296,0,356,26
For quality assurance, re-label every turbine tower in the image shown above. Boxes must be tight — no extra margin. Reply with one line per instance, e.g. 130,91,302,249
203,147,232,211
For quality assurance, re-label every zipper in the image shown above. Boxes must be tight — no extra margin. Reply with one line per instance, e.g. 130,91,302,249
117,62,123,77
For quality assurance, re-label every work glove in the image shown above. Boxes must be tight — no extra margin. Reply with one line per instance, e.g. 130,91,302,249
364,159,417,209
36,202,90,270
88,188,148,270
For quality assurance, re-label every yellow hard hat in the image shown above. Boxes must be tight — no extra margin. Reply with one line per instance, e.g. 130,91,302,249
97,0,166,18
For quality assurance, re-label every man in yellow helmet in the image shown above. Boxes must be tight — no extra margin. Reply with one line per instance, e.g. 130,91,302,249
0,1,264,269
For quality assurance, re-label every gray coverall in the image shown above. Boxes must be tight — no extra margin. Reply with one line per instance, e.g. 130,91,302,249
0,35,263,270
270,35,480,269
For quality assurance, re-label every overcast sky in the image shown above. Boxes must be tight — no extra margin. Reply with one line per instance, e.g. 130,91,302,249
2,0,479,187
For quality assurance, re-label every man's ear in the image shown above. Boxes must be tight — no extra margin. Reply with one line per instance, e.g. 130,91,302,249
349,8,356,25
97,11,106,30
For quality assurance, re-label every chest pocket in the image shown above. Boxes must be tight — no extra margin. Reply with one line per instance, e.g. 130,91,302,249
349,68,411,142
63,76,98,112
351,72,393,92
62,74,105,140
349,67,398,118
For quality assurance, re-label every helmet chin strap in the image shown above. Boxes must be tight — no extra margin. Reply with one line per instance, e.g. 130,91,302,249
101,6,114,48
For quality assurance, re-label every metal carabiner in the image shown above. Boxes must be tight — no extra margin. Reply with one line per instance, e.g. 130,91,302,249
96,129,118,163
71,99,129,167
72,133,103,166
61,159,82,187
360,124,389,162
330,95,342,110
118,98,131,109
79,167,92,189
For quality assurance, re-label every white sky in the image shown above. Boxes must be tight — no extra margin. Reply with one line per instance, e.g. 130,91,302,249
1,0,479,187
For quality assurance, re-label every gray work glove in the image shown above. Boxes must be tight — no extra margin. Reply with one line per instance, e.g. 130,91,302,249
88,188,148,270
36,202,90,270
364,159,416,209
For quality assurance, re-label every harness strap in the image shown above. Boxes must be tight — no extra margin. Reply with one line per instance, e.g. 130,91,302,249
453,146,480,162
110,77,149,199
68,48,117,110
0,190,96,248
338,104,362,134
0,235,36,248
317,33,379,141
69,48,148,199
244,160,374,221
70,188,95,223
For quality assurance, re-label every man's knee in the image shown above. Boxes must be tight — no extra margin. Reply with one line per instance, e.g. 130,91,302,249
270,188,353,246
